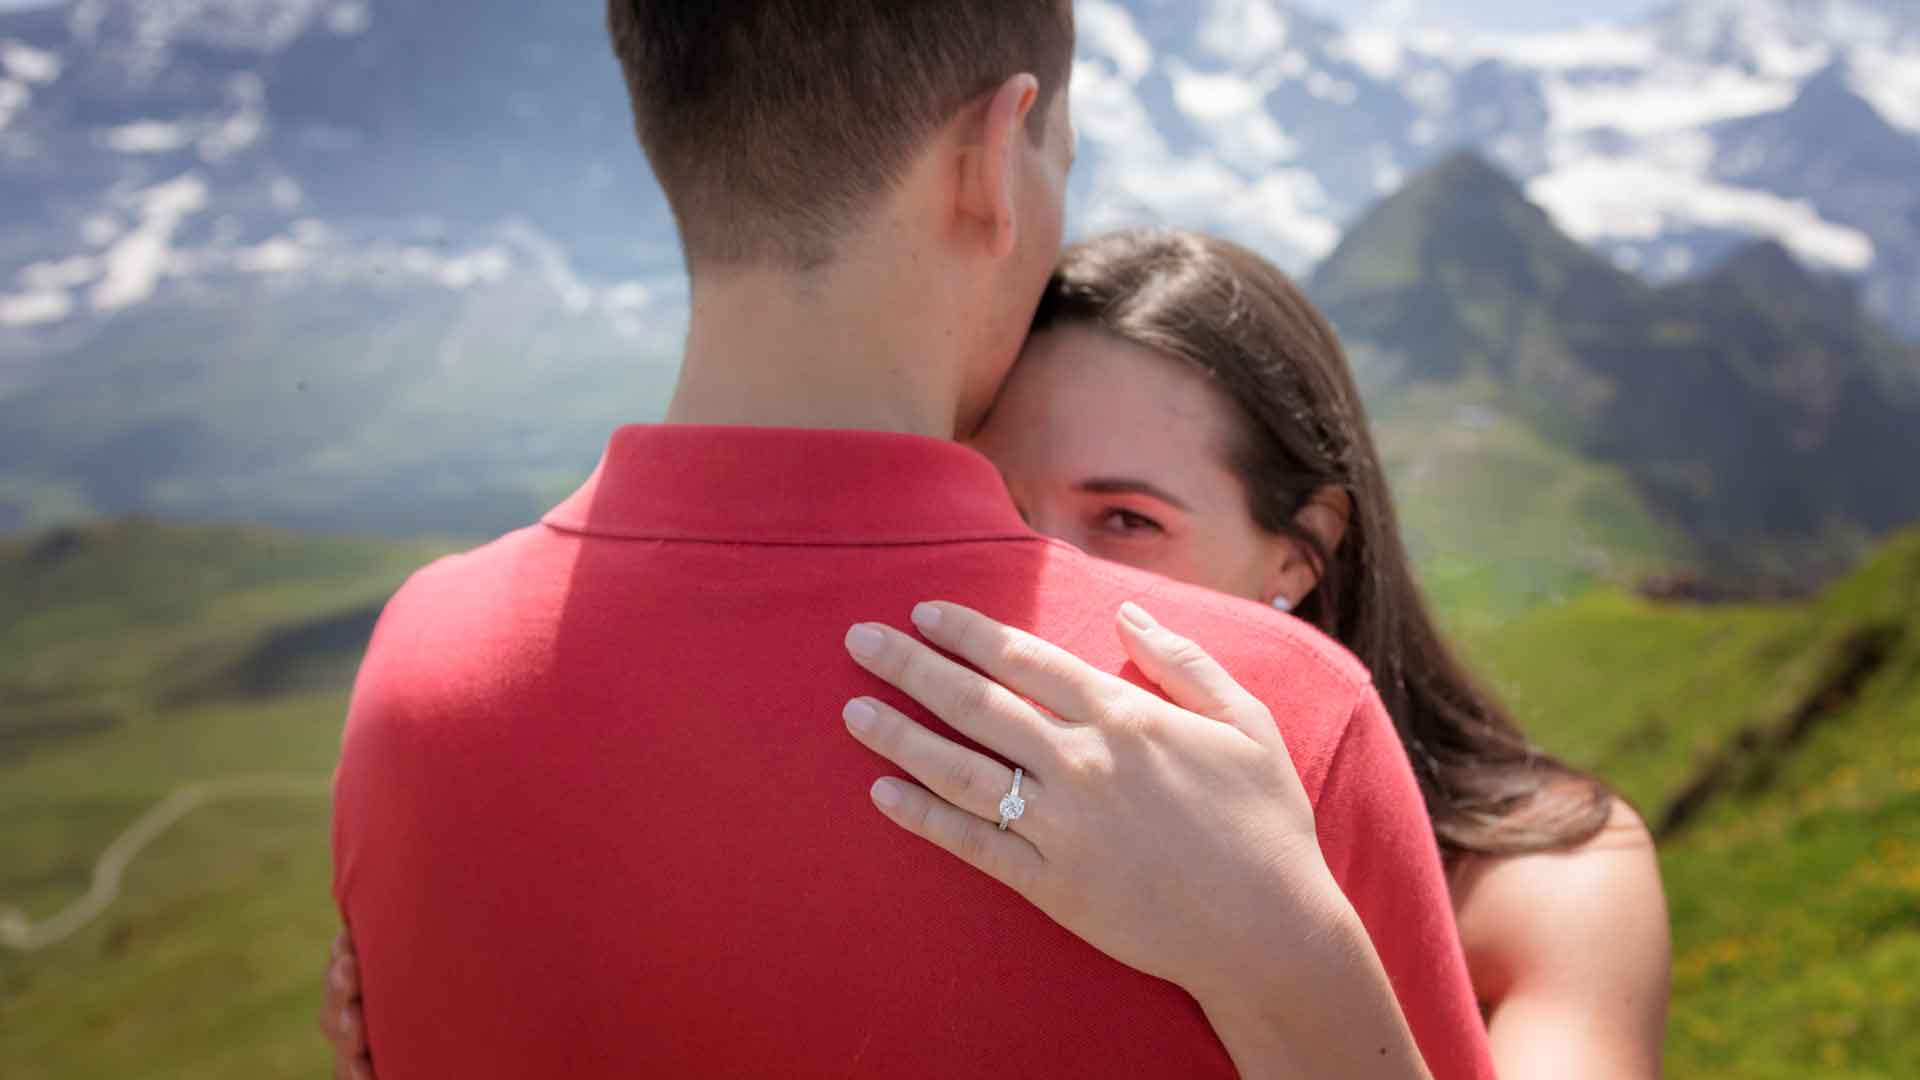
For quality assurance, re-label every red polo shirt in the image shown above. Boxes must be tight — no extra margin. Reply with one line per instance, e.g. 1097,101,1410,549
333,426,1493,1079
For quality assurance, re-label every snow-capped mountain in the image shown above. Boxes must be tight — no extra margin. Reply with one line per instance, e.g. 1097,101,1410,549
1070,0,1920,337
3,0,1918,348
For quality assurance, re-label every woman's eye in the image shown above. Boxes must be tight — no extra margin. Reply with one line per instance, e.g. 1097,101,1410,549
1100,509,1163,536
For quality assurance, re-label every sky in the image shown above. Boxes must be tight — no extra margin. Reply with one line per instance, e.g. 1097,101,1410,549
0,0,1674,34
1296,0,1671,33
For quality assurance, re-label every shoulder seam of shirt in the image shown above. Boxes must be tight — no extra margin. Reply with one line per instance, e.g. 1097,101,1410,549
1311,696,1369,819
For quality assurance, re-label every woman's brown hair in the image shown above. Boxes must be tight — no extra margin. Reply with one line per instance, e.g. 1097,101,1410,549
1034,228,1614,862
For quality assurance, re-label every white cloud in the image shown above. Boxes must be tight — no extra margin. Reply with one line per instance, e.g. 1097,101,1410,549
0,78,25,132
90,173,210,312
602,282,654,311
0,40,61,85
325,2,371,37
97,76,268,161
234,235,315,274
100,122,197,154
81,215,122,247
200,73,266,161
1304,70,1359,105
1070,59,1166,156
1076,0,1154,83
1199,0,1293,67
0,289,73,327
1168,61,1296,168
500,222,594,312
21,256,100,292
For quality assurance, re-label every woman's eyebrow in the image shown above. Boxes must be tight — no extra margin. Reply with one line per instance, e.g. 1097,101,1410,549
1077,477,1193,512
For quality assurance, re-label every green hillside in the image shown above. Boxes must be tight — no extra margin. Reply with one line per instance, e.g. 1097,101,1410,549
0,522,452,1079
1,521,1916,1077
1461,530,1920,1076
1370,380,1691,620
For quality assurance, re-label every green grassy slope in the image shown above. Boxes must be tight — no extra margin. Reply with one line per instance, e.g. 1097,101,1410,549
0,523,452,1078
1371,380,1690,621
1,522,1915,1076
1465,530,1920,1077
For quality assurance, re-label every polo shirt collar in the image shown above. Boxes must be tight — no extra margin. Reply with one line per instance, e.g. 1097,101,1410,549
544,425,1035,545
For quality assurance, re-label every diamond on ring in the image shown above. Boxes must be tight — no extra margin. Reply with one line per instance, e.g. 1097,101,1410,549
998,768,1026,831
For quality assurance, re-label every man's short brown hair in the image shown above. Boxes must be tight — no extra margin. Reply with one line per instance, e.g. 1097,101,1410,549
608,1,1075,271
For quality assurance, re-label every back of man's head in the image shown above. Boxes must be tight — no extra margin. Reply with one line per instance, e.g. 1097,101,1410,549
608,1,1075,274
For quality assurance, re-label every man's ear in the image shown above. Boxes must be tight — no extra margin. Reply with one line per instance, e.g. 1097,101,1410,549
957,74,1040,260
1266,486,1352,610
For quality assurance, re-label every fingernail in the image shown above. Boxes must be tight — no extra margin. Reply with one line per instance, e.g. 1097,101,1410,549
1119,601,1159,631
340,1007,352,1034
843,699,879,736
911,603,942,633
846,624,886,660
871,779,903,809
329,966,345,992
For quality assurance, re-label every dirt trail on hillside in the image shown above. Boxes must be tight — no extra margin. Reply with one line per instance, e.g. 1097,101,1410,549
0,775,331,952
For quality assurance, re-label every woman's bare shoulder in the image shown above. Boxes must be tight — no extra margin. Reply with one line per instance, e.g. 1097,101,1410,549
1453,797,1670,1012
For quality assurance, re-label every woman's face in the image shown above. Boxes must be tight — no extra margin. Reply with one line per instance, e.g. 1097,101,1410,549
968,322,1289,603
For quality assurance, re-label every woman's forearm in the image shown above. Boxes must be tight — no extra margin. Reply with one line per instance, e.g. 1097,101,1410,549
1193,880,1433,1080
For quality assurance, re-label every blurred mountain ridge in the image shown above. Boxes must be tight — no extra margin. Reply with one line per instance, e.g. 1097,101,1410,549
1318,149,1920,588
1,0,1918,590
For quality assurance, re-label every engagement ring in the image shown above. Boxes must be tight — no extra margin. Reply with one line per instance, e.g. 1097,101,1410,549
998,768,1026,831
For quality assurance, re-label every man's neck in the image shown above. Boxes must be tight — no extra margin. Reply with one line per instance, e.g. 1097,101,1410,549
666,257,983,441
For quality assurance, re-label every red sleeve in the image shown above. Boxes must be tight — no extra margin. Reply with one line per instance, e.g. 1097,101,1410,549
1314,691,1496,1080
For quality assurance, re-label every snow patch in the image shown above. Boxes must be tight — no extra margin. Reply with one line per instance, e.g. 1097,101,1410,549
1415,25,1659,72
1851,46,1920,134
1542,68,1798,136
1333,29,1406,81
1529,157,1875,273
1083,155,1338,263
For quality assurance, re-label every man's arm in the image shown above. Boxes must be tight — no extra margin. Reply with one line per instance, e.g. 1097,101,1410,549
1313,692,1498,1080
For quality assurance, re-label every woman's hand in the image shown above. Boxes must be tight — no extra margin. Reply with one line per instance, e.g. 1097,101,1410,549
843,601,1432,1079
318,929,374,1080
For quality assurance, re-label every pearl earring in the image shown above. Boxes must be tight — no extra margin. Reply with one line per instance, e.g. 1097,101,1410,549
1271,595,1293,614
